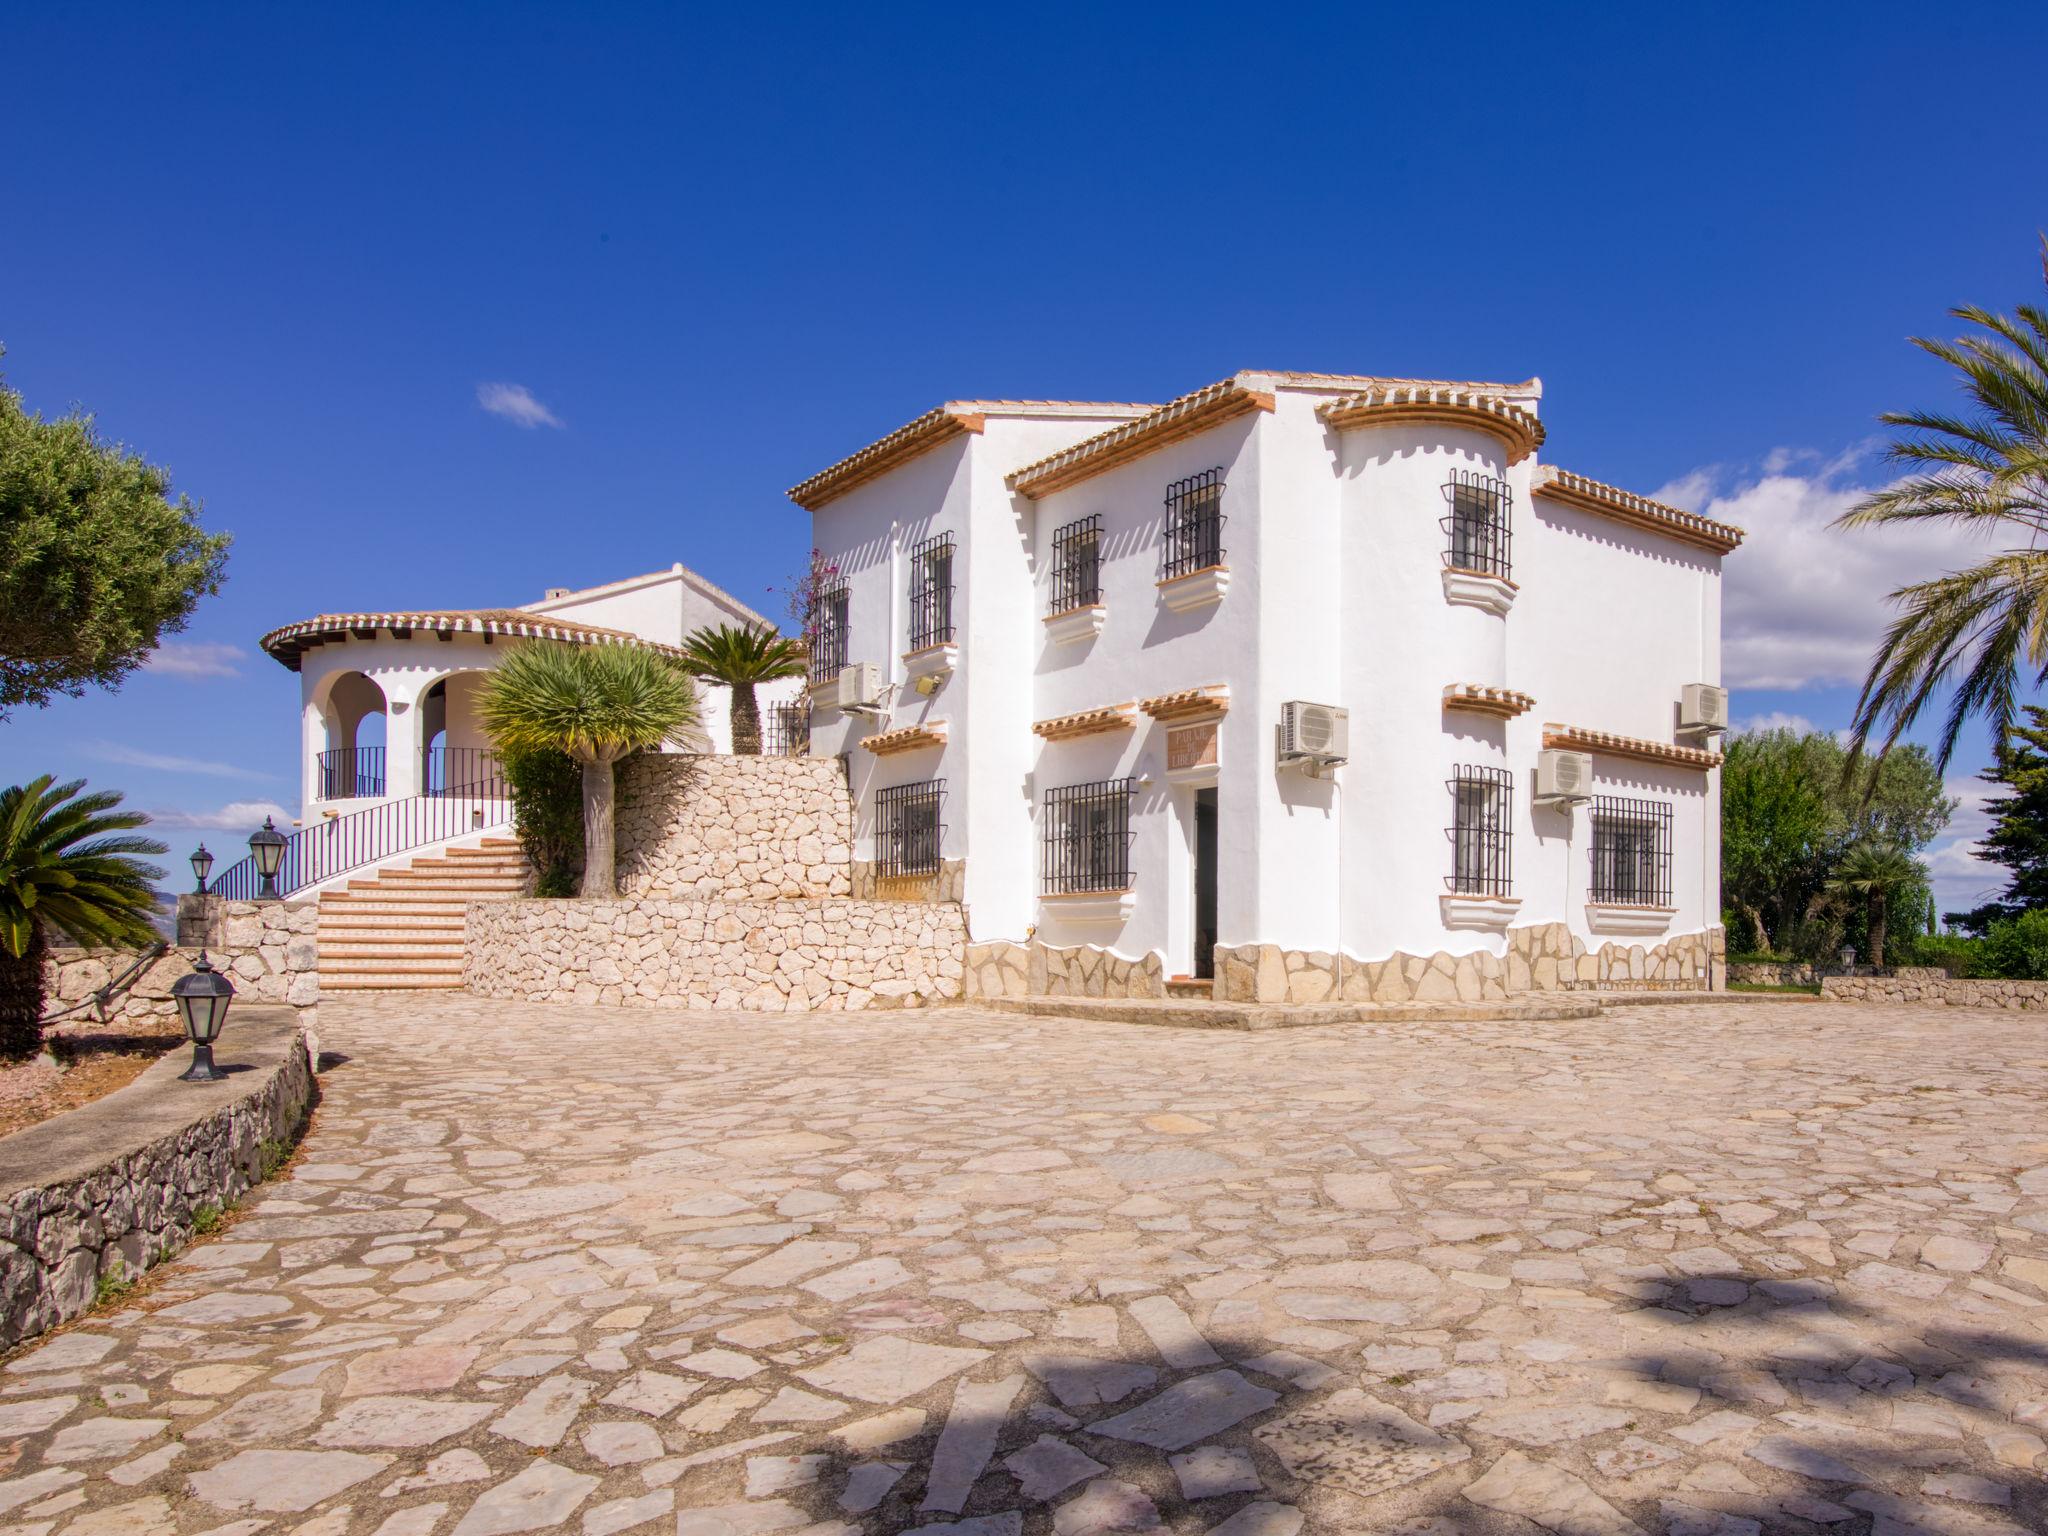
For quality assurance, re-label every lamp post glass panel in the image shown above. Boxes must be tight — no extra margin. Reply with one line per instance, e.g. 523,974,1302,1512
171,952,235,1082
190,843,213,894
249,817,287,900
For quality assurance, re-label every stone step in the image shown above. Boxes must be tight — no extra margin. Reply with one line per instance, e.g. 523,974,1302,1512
318,917,464,934
322,955,466,975
318,901,469,918
319,939,464,957
321,973,469,991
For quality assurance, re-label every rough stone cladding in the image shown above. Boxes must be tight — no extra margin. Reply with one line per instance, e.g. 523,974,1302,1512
851,859,966,904
1727,961,1819,987
466,898,965,1011
615,754,853,899
0,1021,313,1347
964,940,1166,1001
967,924,1723,1003
1823,974,2048,1010
43,900,319,1025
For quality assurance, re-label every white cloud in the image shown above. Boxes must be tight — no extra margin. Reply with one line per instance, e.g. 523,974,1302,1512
83,741,273,782
1732,711,1820,737
1656,449,1993,692
145,640,245,679
145,799,293,834
476,382,563,430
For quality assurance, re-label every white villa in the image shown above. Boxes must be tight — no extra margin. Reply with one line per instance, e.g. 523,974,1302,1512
793,370,1744,1003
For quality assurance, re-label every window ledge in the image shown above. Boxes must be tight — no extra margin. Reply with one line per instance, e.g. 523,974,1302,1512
1585,902,1675,935
1441,892,1522,931
1157,565,1230,612
1442,566,1517,617
1043,604,1107,645
1039,890,1135,925
902,642,958,682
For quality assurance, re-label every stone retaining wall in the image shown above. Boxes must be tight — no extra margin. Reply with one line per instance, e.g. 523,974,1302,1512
616,755,853,900
1822,974,2048,1010
0,1010,313,1347
43,900,318,1026
1727,961,1818,987
967,924,1722,1004
466,898,965,1011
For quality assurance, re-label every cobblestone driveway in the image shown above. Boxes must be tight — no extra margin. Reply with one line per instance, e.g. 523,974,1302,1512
4,996,2047,1536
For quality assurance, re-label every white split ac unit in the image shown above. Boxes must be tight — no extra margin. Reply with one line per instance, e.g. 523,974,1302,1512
817,662,883,714
1680,683,1729,734
1534,749,1593,804
1278,700,1349,770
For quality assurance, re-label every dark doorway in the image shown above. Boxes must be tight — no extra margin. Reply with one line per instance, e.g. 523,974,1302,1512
1194,787,1219,980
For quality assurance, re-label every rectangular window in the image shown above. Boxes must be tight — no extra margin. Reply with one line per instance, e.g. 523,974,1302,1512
1042,778,1135,894
1591,796,1673,905
1162,468,1226,580
909,533,955,650
763,703,811,758
1447,765,1513,896
809,585,849,683
876,780,945,877
1050,514,1102,614
1442,471,1513,580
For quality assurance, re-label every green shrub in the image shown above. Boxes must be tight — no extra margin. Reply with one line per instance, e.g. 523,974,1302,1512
501,746,584,896
1893,931,1985,977
1978,909,2048,980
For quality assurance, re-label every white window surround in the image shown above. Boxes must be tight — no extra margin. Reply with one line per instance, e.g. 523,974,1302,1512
1043,604,1108,645
1158,565,1230,612
902,642,959,683
1039,890,1136,924
1440,892,1522,930
1585,902,1675,935
1441,566,1516,617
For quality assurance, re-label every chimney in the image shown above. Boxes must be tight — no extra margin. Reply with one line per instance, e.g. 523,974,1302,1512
543,587,570,600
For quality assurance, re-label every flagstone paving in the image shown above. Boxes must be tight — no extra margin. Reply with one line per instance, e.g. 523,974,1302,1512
3,994,2047,1535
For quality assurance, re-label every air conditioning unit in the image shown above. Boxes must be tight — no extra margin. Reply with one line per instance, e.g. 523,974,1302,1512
1278,701,1349,771
1680,683,1729,735
1534,749,1593,804
817,662,883,714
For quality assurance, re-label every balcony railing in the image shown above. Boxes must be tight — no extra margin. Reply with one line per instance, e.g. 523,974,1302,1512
1163,468,1225,580
317,746,386,800
426,746,502,797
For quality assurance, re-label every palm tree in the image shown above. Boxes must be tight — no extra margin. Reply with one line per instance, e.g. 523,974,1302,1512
0,777,166,1059
477,642,702,897
1835,240,2048,769
677,622,806,756
1825,842,1922,970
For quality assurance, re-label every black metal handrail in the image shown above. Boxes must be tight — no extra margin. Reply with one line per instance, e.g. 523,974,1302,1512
207,770,512,902
426,746,502,796
316,746,386,799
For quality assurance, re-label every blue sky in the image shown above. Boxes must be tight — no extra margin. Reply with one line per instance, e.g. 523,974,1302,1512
5,2,2047,913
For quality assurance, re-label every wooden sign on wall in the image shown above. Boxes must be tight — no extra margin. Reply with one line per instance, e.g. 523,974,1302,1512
1167,721,1219,772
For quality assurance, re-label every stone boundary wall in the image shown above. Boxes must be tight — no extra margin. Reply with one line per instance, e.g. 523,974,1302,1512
616,755,854,900
1727,961,1818,987
43,900,318,1026
466,898,965,1011
0,1009,313,1347
1822,974,2048,1010
967,924,1722,1004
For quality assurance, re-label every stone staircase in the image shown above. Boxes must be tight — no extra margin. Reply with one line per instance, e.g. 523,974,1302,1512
317,838,528,991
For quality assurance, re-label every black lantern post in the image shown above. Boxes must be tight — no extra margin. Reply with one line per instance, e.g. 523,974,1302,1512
249,817,287,900
190,843,214,895
170,952,235,1082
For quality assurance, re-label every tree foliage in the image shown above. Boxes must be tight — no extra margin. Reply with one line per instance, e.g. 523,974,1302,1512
1721,728,1952,957
1835,239,2048,769
0,358,230,716
476,642,701,897
0,777,166,1059
1824,841,1921,969
500,746,584,897
678,622,806,756
1948,702,2048,933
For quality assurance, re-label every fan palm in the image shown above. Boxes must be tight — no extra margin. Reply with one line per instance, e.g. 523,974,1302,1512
1836,240,2048,769
677,622,806,756
477,642,702,897
1825,841,1922,970
0,776,166,1059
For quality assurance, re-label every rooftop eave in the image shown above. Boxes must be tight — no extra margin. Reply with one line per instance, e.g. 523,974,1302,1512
1318,387,1545,464
1534,468,1745,555
257,611,688,673
1008,380,1276,500
788,407,987,512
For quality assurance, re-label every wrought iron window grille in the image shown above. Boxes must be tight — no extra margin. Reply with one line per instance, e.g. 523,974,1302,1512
876,779,945,877
1042,778,1136,894
809,585,850,683
1441,470,1513,580
762,703,811,758
1446,764,1513,897
1162,468,1226,580
1590,795,1673,905
1050,515,1103,614
908,533,956,650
